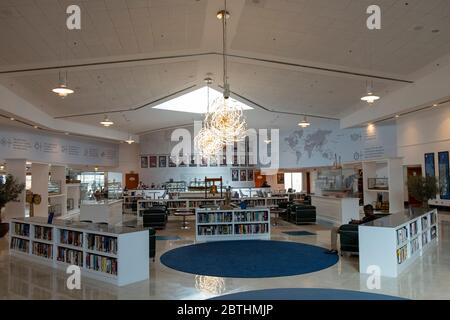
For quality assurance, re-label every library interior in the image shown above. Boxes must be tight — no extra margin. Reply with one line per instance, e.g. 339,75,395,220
1,0,450,301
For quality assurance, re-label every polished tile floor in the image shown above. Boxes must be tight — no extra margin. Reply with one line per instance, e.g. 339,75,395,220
1,213,449,300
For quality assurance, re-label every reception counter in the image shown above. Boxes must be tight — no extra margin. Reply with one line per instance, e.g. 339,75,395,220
80,200,123,225
311,195,359,225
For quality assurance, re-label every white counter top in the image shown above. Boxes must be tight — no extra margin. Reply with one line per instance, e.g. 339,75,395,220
311,195,359,225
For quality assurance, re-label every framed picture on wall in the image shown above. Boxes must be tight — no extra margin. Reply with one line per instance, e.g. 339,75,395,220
149,156,157,168
179,155,187,167
240,169,247,182
189,155,197,167
209,156,218,167
424,153,435,177
231,169,239,182
200,157,208,167
140,156,148,168
277,173,284,184
438,151,450,200
158,155,167,168
169,155,177,167
247,169,254,181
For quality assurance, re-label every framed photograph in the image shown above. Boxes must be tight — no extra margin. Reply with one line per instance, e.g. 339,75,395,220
158,155,167,168
140,156,148,168
169,155,177,167
277,173,285,184
209,156,218,167
200,157,208,167
247,169,254,181
438,151,450,200
424,153,435,177
231,169,239,182
179,155,187,167
149,156,157,168
240,169,247,182
189,154,197,167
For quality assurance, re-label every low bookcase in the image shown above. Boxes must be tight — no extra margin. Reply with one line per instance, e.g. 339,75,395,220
9,217,149,286
359,208,438,277
195,207,271,242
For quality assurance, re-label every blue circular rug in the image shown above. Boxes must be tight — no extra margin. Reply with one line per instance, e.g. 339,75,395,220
211,288,406,300
160,240,338,278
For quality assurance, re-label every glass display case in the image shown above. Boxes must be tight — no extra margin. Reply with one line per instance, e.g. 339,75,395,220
367,178,389,190
48,180,62,195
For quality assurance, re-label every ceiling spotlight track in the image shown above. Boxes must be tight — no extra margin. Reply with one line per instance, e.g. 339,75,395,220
0,53,413,84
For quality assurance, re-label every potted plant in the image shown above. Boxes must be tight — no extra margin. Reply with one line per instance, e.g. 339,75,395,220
407,175,439,208
0,174,25,238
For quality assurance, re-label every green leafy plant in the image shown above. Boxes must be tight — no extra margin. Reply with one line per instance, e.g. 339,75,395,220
407,175,439,208
0,174,25,223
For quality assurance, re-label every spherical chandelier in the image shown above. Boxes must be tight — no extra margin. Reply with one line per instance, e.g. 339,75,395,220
209,96,247,145
194,112,223,157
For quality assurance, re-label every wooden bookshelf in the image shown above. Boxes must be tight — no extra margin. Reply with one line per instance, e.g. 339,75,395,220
359,208,438,277
9,217,149,286
195,207,271,242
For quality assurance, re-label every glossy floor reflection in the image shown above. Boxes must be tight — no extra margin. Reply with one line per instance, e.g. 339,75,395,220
1,213,449,300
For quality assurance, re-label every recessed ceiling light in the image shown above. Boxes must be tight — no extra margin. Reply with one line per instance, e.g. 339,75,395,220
125,136,135,144
433,103,438,107
298,116,311,128
10,117,15,121
395,115,400,118
33,125,38,129
64,132,69,135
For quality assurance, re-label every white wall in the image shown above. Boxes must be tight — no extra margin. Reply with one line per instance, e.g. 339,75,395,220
397,103,450,206
111,143,140,186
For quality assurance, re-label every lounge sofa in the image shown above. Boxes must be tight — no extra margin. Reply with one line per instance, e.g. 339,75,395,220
143,205,168,229
288,204,316,224
339,213,390,255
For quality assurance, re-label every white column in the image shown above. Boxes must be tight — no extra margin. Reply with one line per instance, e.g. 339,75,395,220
49,165,67,217
31,163,49,217
4,159,27,221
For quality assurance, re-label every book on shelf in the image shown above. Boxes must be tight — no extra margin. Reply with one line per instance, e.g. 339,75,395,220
85,254,118,275
197,225,232,236
421,216,429,230
197,212,233,223
57,247,83,267
34,226,53,241
396,226,408,245
234,210,268,222
87,234,118,254
10,237,29,252
422,232,429,246
59,230,83,247
430,226,437,240
430,212,437,225
409,221,418,237
410,238,420,255
396,245,408,264
234,223,268,234
32,242,53,259
14,223,30,237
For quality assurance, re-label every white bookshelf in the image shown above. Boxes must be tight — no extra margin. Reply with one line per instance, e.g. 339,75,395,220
359,208,438,277
195,207,271,242
137,196,288,218
9,217,149,286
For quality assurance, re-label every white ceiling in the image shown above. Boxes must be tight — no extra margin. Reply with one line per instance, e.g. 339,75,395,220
0,0,449,134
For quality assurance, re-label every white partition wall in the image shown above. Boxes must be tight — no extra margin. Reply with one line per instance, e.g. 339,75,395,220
30,163,49,217
49,165,67,217
4,159,27,221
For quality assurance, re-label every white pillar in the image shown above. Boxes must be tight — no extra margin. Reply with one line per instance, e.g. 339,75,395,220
4,159,27,221
49,165,67,217
31,163,49,217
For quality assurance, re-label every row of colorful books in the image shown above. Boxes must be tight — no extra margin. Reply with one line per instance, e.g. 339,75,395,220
10,237,29,252
32,242,53,259
234,211,268,222
87,234,117,254
34,226,53,241
59,230,83,247
396,226,408,245
57,247,83,267
410,221,418,237
197,212,233,223
85,254,118,275
396,245,408,264
235,223,269,234
197,225,233,235
13,223,30,237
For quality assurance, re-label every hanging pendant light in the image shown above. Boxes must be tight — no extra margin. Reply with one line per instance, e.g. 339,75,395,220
52,71,74,98
100,115,114,127
125,135,135,144
361,80,380,104
298,115,311,128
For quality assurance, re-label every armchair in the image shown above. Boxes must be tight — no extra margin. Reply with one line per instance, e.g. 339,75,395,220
288,204,316,224
143,205,168,229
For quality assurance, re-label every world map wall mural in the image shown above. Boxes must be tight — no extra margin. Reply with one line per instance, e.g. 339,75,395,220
280,121,397,169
